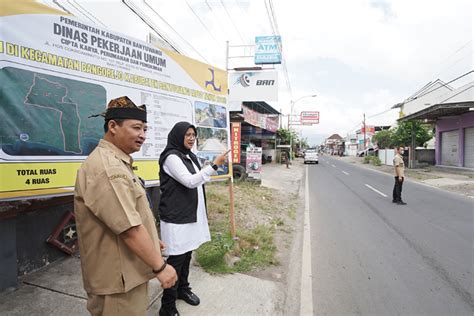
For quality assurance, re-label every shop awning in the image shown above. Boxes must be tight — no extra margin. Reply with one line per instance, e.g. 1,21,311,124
242,102,280,115
398,102,473,122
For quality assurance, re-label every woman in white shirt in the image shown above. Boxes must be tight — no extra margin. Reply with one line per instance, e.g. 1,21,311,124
158,121,228,316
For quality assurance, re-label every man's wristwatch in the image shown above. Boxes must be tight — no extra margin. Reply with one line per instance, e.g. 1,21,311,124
211,164,218,171
152,261,167,274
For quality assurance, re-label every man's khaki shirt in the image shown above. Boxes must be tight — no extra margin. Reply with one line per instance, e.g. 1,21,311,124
74,139,159,295
393,153,405,177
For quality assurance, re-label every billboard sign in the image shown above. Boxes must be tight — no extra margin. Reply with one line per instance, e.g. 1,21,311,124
255,36,282,65
300,111,320,124
246,147,262,180
242,106,278,133
361,125,375,135
228,70,278,102
0,4,229,200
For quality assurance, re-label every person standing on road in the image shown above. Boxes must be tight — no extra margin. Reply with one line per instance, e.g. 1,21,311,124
283,150,290,168
74,96,177,316
158,121,229,316
392,145,407,205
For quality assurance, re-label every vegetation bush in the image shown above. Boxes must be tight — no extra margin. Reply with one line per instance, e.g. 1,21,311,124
371,156,382,166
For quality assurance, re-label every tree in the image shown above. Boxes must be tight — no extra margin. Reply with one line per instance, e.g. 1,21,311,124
372,129,394,149
276,128,297,145
299,137,310,149
391,120,433,148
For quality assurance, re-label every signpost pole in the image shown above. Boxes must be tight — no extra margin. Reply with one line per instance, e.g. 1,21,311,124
228,174,236,238
226,41,236,238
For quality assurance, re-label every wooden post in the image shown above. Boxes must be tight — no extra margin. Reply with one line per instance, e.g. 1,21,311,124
228,176,236,238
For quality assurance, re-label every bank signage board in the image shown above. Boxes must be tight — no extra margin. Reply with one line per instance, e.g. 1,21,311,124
255,36,282,65
228,70,278,102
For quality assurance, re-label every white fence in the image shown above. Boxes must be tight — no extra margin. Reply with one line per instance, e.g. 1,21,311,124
378,149,395,166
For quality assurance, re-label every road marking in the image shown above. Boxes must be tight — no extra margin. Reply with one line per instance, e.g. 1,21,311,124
331,164,336,168
342,171,349,175
365,184,387,197
300,166,314,315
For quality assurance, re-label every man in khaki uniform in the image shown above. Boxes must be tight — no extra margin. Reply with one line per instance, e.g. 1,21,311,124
392,145,407,205
74,96,177,316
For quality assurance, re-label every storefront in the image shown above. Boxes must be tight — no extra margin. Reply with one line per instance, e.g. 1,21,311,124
437,112,474,167
230,102,280,165
399,84,474,168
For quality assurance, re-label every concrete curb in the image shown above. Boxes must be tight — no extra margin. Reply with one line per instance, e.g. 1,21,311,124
300,165,314,315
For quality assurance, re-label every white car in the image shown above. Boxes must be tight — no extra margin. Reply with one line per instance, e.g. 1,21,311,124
304,149,319,164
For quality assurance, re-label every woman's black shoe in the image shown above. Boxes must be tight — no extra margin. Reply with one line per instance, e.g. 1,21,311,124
177,289,200,306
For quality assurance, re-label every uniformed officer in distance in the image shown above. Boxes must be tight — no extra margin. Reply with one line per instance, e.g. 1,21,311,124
74,96,177,316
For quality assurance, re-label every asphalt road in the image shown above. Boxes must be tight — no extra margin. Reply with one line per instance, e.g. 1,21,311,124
308,155,474,315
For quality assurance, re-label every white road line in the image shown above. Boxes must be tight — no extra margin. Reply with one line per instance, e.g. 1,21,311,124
342,171,349,175
331,164,336,168
365,184,387,197
300,166,314,315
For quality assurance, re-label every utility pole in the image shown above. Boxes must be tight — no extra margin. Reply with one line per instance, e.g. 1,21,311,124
279,108,283,128
289,100,294,159
289,95,317,159
410,123,416,169
363,113,366,151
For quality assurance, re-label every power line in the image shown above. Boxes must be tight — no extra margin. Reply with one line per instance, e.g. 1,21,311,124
264,0,277,35
143,0,210,63
183,0,222,47
407,70,473,101
432,38,473,79
71,0,107,27
122,0,182,54
433,50,473,80
220,0,246,44
368,107,395,118
234,0,267,37
344,107,398,135
205,0,230,39
265,0,292,100
52,0,71,14
65,0,96,24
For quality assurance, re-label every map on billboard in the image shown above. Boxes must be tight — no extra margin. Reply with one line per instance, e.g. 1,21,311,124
1,67,105,156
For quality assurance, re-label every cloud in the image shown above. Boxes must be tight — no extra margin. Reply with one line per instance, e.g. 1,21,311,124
70,0,472,140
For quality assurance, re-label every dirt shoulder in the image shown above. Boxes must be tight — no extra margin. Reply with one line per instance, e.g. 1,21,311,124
336,155,474,198
202,160,305,280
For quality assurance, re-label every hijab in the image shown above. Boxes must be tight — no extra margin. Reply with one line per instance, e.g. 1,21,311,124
159,121,200,168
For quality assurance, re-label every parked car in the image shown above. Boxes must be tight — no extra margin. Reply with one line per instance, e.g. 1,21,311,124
295,149,304,158
357,147,375,157
304,149,319,164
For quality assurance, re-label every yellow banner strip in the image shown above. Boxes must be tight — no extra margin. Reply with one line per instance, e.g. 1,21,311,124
0,160,159,193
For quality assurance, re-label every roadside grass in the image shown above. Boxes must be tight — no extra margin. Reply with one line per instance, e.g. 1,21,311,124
196,181,293,274
405,170,442,181
363,155,381,166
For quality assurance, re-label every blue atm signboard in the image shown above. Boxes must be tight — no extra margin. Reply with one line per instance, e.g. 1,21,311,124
255,36,282,65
